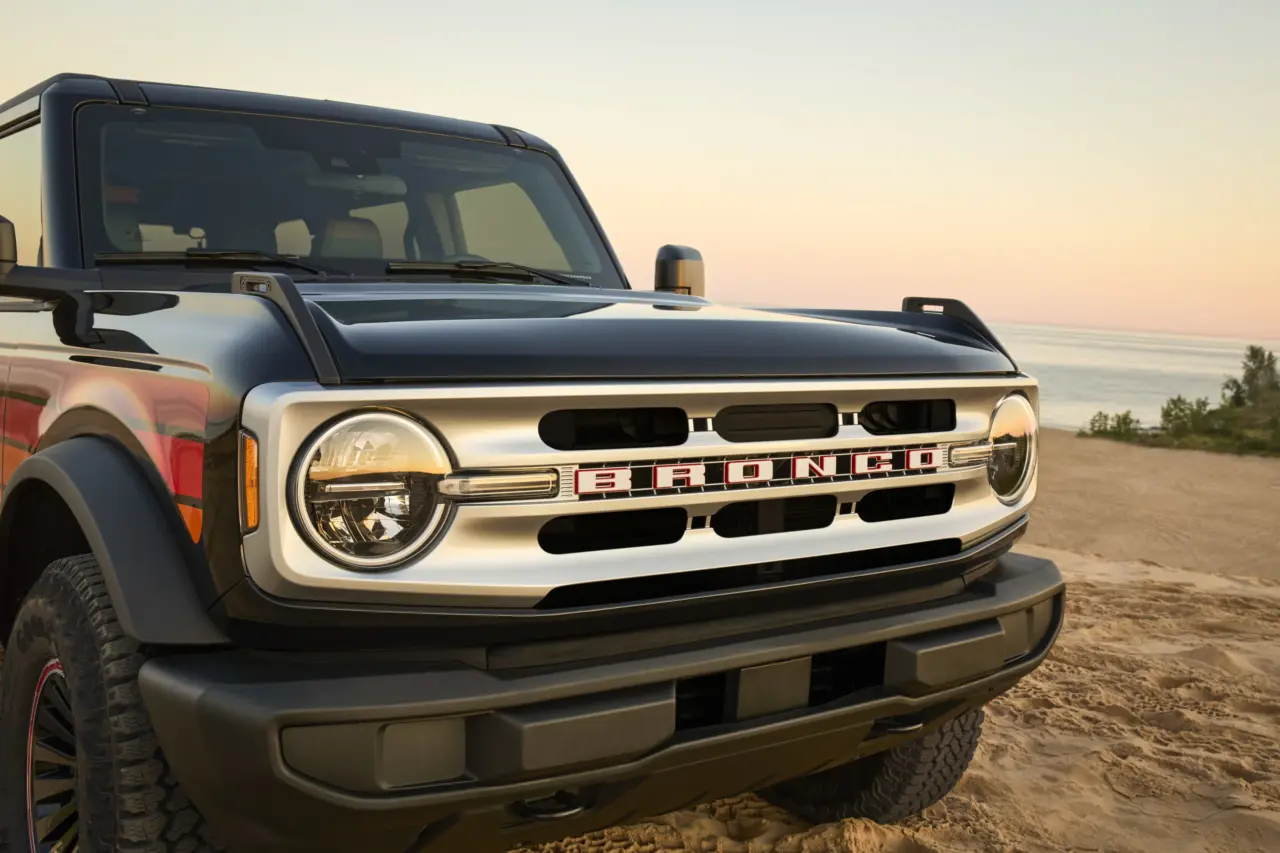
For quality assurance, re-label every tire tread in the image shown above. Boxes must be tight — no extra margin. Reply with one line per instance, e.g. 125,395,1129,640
16,555,221,853
760,707,984,824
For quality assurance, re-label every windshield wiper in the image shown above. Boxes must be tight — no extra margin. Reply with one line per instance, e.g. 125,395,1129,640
95,250,341,277
385,260,588,287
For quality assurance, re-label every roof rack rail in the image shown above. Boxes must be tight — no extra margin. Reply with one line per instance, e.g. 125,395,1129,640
901,296,1017,369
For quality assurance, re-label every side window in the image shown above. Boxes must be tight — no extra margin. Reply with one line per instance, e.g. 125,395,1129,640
453,182,570,270
0,124,43,266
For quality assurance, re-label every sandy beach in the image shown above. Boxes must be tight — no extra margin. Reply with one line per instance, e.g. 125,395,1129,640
522,429,1280,853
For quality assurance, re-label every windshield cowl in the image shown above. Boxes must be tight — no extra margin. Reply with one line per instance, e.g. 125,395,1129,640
91,252,606,290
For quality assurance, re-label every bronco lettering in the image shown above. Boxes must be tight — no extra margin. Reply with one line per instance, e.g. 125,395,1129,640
574,445,946,496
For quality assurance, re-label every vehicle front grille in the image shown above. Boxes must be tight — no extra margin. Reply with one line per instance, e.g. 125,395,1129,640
242,374,1038,607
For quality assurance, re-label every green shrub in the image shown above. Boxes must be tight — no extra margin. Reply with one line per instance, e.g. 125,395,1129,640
1083,345,1280,457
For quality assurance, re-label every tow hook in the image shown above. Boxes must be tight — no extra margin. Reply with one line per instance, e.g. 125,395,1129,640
510,790,588,821
872,714,927,734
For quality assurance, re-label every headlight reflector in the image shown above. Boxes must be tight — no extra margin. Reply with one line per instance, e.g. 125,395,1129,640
291,411,451,569
988,394,1037,504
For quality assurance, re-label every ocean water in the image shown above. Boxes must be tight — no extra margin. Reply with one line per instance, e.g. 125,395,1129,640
990,323,1280,431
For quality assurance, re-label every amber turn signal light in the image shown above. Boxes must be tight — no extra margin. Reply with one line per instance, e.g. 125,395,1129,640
241,429,260,533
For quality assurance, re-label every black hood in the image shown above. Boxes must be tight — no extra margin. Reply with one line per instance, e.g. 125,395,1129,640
299,283,1017,382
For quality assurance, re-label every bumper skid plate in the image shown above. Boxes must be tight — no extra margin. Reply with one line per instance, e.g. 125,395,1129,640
139,551,1064,853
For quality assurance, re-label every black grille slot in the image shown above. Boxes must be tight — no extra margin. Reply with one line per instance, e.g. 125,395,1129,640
809,643,888,706
675,673,728,730
711,495,837,539
538,508,687,554
536,538,962,608
714,403,838,443
859,400,956,436
856,483,955,523
675,642,890,732
539,408,688,451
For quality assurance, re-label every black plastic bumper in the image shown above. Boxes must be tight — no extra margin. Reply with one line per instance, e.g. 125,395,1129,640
139,551,1065,853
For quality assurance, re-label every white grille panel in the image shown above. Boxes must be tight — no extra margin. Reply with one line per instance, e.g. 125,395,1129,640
240,376,1039,606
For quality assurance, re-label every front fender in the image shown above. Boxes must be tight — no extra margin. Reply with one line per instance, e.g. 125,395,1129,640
0,435,229,646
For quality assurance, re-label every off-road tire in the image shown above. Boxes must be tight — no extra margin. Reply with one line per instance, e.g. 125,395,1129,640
759,707,984,824
0,554,221,853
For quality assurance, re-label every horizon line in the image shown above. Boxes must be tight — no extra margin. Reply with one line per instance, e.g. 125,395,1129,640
716,298,1278,347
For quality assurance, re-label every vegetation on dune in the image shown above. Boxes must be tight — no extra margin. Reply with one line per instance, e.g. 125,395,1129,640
1081,345,1280,456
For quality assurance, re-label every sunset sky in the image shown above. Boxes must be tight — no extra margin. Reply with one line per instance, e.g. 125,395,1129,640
3,0,1277,339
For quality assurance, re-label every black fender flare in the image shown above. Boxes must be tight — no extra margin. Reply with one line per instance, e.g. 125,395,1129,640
0,435,230,646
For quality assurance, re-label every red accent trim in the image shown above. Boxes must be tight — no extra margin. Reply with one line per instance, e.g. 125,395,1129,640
653,463,707,489
5,399,44,449
1,362,210,541
906,448,941,470
853,451,894,474
26,658,64,853
724,458,773,484
158,434,205,501
791,454,838,479
574,467,632,495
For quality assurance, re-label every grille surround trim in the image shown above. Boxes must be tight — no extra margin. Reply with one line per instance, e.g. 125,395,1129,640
240,375,1039,607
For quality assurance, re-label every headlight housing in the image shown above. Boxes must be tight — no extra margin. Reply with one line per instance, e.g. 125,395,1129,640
988,394,1038,505
290,411,452,569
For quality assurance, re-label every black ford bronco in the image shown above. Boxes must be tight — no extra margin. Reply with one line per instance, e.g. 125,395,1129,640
0,74,1062,853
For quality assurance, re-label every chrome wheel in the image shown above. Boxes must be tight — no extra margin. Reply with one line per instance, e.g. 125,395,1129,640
26,659,78,853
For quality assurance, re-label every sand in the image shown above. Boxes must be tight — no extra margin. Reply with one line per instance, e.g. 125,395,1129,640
523,430,1280,853
1025,428,1280,581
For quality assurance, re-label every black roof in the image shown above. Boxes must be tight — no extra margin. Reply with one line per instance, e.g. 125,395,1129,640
0,73,549,150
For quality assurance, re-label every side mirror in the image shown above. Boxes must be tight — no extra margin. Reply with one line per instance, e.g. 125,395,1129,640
654,244,705,298
0,216,16,265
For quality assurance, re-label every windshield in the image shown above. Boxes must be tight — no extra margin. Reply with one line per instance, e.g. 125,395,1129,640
73,104,625,287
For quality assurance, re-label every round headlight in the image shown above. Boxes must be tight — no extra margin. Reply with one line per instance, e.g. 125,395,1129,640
988,394,1038,505
290,411,452,569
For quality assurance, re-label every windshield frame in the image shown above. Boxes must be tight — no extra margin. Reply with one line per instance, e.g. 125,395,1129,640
72,103,630,289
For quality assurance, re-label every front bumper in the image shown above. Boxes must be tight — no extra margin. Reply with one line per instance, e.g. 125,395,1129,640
139,551,1064,853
